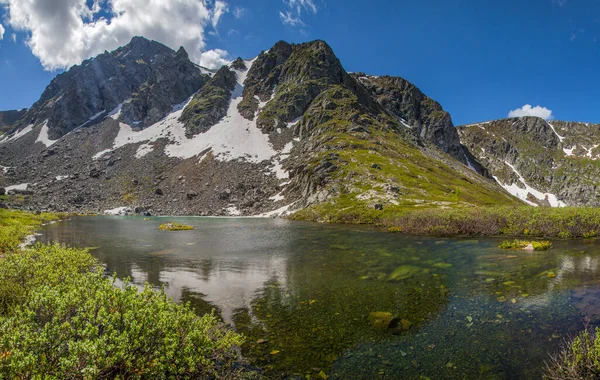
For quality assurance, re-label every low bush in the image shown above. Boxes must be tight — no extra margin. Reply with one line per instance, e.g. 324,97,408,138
379,206,600,238
0,244,244,379
544,328,600,379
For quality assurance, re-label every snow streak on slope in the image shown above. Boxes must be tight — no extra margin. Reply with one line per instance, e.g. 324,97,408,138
0,124,33,145
493,161,566,207
546,122,565,142
93,57,288,179
35,121,57,147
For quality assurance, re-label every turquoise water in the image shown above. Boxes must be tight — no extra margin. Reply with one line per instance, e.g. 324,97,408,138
38,217,599,379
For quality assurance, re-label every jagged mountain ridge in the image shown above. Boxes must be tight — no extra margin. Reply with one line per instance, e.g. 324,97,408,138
458,117,600,207
0,37,518,215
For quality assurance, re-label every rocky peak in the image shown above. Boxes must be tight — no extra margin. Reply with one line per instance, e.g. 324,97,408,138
15,36,205,139
230,58,247,71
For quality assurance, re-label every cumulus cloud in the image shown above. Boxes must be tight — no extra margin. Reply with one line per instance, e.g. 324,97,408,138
0,0,231,70
508,104,554,120
0,24,5,40
280,0,318,28
200,48,230,69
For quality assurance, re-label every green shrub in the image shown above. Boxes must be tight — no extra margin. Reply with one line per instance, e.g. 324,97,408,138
544,328,600,379
0,244,244,379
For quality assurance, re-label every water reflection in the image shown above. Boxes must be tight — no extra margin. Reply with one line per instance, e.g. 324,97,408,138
38,218,600,379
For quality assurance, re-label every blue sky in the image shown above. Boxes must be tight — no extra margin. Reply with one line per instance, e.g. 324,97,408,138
0,0,599,125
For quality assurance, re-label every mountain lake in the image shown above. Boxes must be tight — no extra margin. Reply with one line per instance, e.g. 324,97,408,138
37,216,599,379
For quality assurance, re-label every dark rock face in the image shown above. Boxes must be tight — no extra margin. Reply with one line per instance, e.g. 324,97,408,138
118,47,210,129
12,36,207,139
458,116,600,206
180,66,238,136
353,74,465,163
0,109,27,135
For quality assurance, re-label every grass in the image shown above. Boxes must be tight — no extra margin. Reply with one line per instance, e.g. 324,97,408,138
0,209,61,254
159,222,194,231
0,210,245,378
499,240,552,251
295,204,600,239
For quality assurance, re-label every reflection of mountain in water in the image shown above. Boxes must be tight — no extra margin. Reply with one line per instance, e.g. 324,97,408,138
39,218,600,379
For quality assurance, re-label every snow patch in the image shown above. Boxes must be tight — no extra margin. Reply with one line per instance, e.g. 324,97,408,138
563,146,576,157
55,175,69,181
494,161,566,207
103,207,132,216
0,124,34,145
259,202,297,218
5,183,29,191
269,192,285,202
135,143,154,158
35,121,57,147
547,122,565,142
92,149,112,160
225,205,242,216
108,104,123,120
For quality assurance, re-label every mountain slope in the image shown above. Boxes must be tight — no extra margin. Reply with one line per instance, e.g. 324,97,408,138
0,38,519,215
458,117,600,207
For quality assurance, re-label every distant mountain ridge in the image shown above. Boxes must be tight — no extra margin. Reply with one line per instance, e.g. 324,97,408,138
458,117,600,207
0,37,519,216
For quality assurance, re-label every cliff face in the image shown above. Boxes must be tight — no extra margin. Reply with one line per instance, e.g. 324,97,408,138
0,38,518,216
458,117,600,207
352,74,466,163
10,37,208,140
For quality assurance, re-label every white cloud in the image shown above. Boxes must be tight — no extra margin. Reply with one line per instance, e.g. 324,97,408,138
279,11,305,27
0,0,231,71
233,6,245,19
284,0,317,14
11,33,16,42
200,48,230,69
211,1,228,29
280,0,318,27
0,24,5,40
508,104,554,120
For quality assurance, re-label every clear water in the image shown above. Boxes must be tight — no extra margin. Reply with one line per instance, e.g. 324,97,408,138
38,216,600,379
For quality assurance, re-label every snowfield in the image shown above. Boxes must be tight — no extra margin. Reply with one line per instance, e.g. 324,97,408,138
91,57,292,180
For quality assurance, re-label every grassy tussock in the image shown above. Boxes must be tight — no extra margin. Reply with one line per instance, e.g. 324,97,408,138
498,240,552,251
159,222,194,231
0,209,61,254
